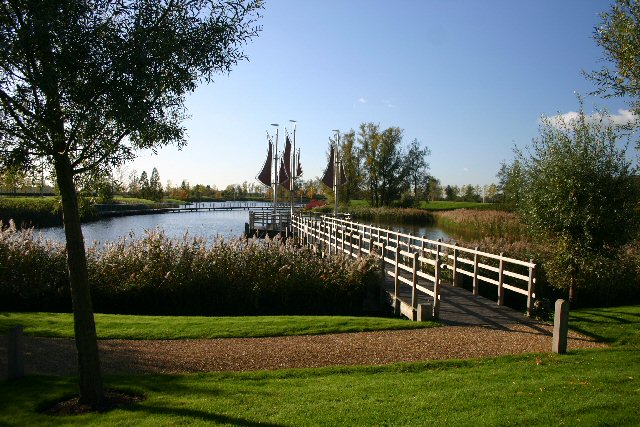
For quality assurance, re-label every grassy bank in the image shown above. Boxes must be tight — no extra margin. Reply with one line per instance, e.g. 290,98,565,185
0,312,435,340
0,305,637,425
0,196,64,227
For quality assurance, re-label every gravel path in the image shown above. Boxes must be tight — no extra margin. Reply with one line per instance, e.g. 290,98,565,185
0,323,605,378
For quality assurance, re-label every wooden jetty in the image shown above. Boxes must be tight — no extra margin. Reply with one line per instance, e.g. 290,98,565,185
95,201,303,218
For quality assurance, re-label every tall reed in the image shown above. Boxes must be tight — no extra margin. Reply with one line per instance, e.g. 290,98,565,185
0,222,382,315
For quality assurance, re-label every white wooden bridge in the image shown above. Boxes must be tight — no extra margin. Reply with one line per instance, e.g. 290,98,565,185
290,214,537,322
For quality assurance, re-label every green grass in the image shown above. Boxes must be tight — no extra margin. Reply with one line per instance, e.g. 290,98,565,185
349,199,370,207
1,347,638,425
569,305,640,347
419,200,490,210
0,312,436,340
1,306,637,425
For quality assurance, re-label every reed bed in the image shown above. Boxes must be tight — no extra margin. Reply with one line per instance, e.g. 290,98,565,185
434,209,525,239
0,221,382,315
346,206,435,225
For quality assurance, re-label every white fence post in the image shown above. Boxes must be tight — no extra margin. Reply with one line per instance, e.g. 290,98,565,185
497,252,505,306
473,247,479,295
452,243,458,287
527,260,536,317
433,239,441,319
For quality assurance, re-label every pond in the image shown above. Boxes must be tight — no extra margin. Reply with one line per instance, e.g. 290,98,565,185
37,202,451,245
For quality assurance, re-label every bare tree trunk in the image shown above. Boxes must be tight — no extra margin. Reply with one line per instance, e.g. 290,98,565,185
54,155,104,407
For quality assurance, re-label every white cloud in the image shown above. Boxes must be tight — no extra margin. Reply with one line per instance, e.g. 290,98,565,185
545,109,637,128
358,97,367,104
463,167,469,172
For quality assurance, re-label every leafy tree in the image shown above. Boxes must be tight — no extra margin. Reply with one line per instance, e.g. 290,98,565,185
339,130,361,205
139,170,150,199
425,176,442,201
518,102,639,303
460,184,479,202
496,159,524,207
404,138,431,200
0,0,261,408
444,185,457,201
358,122,382,206
484,183,498,203
588,0,640,118
149,167,163,201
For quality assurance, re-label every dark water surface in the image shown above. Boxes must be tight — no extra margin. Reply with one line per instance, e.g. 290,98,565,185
37,202,450,246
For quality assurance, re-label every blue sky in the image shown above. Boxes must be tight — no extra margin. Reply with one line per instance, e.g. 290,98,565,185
129,0,632,190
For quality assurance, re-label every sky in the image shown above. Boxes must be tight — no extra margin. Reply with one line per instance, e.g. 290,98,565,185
129,0,633,190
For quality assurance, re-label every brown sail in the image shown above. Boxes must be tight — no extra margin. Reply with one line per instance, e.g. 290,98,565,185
257,140,272,187
296,149,303,177
321,146,335,188
279,136,291,186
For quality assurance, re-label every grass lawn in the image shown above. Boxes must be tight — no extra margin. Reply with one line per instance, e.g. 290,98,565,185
419,200,490,210
0,305,638,426
0,312,435,340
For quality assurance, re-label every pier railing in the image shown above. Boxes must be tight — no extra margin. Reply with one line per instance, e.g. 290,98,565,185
291,214,537,319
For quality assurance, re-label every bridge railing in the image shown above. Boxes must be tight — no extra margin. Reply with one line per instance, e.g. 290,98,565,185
291,214,537,318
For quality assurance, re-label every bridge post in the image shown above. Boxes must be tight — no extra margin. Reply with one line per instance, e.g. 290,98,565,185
394,234,400,308
452,243,459,287
473,247,479,295
527,260,536,317
497,252,505,306
420,236,426,274
411,252,418,311
433,239,441,319
552,299,569,354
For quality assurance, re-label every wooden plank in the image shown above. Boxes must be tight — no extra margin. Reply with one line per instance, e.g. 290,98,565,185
503,283,528,296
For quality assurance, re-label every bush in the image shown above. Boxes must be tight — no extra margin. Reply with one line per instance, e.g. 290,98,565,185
0,223,383,315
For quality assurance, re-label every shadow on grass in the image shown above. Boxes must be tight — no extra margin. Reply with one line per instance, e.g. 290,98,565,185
124,404,286,427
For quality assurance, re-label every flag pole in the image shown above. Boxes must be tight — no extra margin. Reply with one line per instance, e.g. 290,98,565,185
290,119,297,216
271,124,279,213
332,129,340,216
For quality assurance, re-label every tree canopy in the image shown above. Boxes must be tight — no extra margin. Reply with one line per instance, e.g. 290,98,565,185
589,0,640,117
517,101,639,303
0,0,261,408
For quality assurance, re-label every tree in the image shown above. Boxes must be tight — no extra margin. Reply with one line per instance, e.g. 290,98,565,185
496,159,524,208
518,101,639,304
589,0,640,118
339,130,361,205
404,138,430,200
149,167,163,201
425,176,442,201
139,171,150,199
0,0,261,408
444,185,457,201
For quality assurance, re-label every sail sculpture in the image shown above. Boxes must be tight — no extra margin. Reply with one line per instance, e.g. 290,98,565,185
256,139,273,187
321,143,347,215
321,145,347,187
278,135,292,187
321,146,335,188
296,149,303,177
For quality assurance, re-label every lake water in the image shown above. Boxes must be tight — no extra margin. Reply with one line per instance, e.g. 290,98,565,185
37,202,450,245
